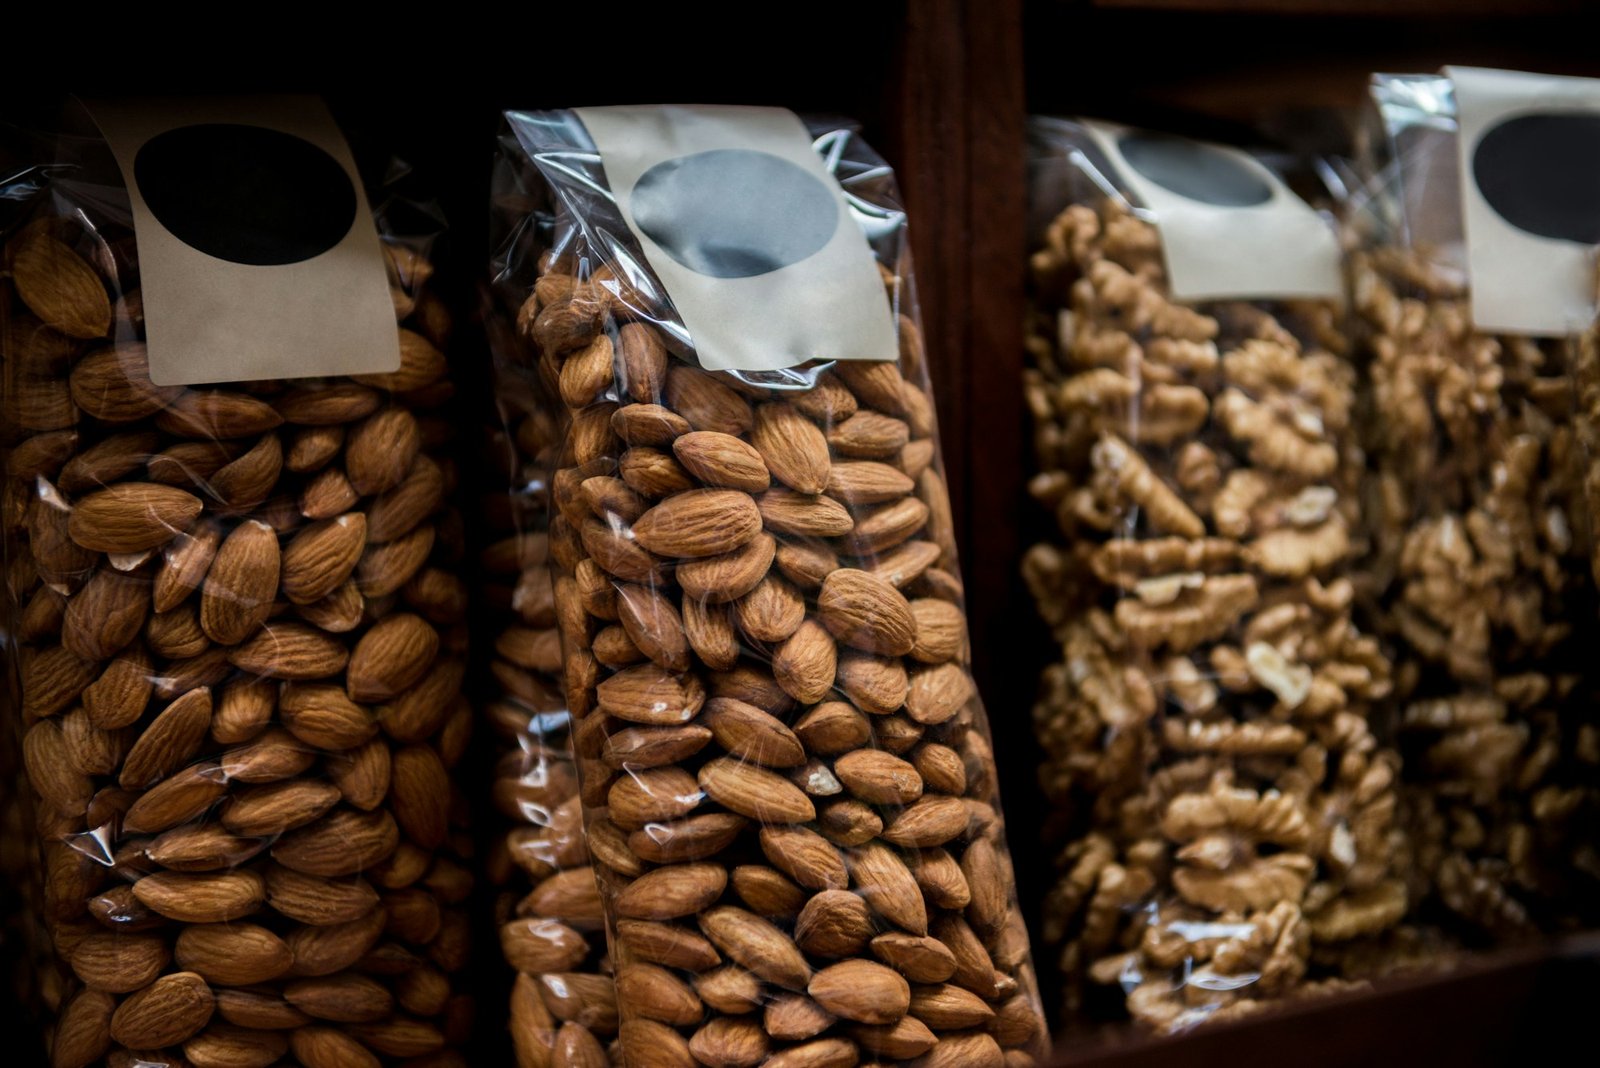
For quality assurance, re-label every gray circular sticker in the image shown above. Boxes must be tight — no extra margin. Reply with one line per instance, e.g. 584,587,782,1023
631,149,839,279
1117,132,1273,208
1474,112,1600,244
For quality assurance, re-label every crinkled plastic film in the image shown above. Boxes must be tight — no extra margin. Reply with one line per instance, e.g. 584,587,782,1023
479,274,617,1061
1023,117,1417,1035
492,110,1048,1067
1,121,477,1066
1355,76,1600,942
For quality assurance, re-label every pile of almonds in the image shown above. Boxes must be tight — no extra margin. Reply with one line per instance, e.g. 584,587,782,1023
3,213,475,1066
525,247,1048,1066
480,345,618,1063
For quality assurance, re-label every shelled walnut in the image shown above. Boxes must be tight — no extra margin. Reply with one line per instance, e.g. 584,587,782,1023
1025,199,1409,1031
1353,248,1600,939
480,345,618,1066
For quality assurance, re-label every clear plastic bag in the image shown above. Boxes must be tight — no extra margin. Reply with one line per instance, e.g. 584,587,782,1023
1353,74,1600,941
1,117,475,1066
1023,117,1414,1034
492,109,1048,1067
479,280,617,1062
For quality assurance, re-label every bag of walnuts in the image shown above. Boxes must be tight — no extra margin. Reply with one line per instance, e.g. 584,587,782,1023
1022,117,1417,1033
478,267,617,1059
493,105,1048,1067
1,101,475,1065
1356,69,1600,941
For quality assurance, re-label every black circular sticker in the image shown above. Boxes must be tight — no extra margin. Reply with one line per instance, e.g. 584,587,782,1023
631,149,838,279
1117,132,1273,208
1473,113,1600,244
134,124,358,266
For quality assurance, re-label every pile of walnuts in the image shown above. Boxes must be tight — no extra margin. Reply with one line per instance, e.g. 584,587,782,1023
1024,200,1411,1030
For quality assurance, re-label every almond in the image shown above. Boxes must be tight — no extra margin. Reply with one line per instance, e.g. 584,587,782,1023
703,698,805,768
961,837,1008,936
70,932,170,993
119,686,212,788
109,971,215,1048
222,779,342,837
52,987,115,1068
912,743,967,795
676,531,775,603
275,382,382,425
845,496,930,555
613,402,692,446
580,516,669,584
826,461,915,504
264,866,380,927
23,718,93,815
869,932,958,983
614,863,728,921
353,327,447,392
283,974,395,1023
628,812,747,864
682,598,740,671
228,622,350,679
209,433,283,509
184,1022,289,1066
271,808,399,877
57,429,155,491
734,573,806,643
620,446,697,497
770,620,839,705
176,923,295,985
213,988,312,1031
597,664,706,725
808,959,910,1024
70,342,183,422
221,727,317,783
618,1019,697,1068
281,513,367,605
674,431,771,492
909,982,996,1028
835,749,924,806
559,333,616,408
346,613,438,701
752,402,831,494
827,411,910,459
698,757,815,824
632,489,762,558
848,843,927,934
882,795,970,847
581,474,649,523
132,869,265,923
147,822,266,871
68,482,203,552
698,905,811,989
904,663,973,725
500,917,590,974
347,408,421,495
617,962,704,1026
615,919,722,971
756,488,854,537
617,323,669,402
911,848,971,910
355,522,435,596
665,366,753,435
793,702,872,756
156,390,285,439
61,567,150,660
818,800,884,848
835,651,910,715
284,907,387,976
817,569,918,656
389,743,451,848
365,455,443,541
279,683,377,750
932,914,997,998
198,519,278,644
794,889,875,957
122,761,228,834
602,724,714,768
329,736,392,810
615,583,691,671
908,598,965,663
154,520,222,612
764,993,835,1041
12,231,110,338
763,1037,859,1068
690,1015,770,1068
731,864,807,916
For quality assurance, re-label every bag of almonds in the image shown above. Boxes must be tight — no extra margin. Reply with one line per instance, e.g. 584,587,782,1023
1,102,476,1066
1355,70,1600,943
1022,117,1420,1034
477,277,617,1061
492,105,1048,1067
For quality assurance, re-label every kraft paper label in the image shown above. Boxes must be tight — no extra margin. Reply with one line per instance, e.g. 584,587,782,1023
1080,120,1343,303
1449,66,1600,336
83,95,398,385
570,104,897,373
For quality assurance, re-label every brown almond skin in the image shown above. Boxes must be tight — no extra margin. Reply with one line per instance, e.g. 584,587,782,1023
615,863,728,921
698,905,812,990
67,482,204,553
109,971,216,1048
817,568,919,656
808,959,911,1024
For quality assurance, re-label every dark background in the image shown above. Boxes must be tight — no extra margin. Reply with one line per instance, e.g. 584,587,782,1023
6,1,1600,1063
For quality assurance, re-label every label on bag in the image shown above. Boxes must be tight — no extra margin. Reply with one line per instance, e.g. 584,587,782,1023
83,95,398,385
1079,120,1343,302
1449,65,1600,336
570,104,897,373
